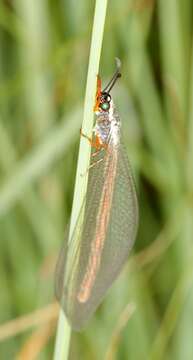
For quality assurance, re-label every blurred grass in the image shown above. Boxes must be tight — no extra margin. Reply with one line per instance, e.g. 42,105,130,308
0,0,193,359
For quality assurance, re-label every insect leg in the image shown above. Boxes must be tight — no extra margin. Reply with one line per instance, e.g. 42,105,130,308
80,128,92,143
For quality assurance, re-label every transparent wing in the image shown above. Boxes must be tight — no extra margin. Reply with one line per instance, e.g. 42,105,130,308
55,138,138,331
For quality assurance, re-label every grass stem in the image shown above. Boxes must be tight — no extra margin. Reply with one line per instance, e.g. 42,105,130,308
53,1,108,358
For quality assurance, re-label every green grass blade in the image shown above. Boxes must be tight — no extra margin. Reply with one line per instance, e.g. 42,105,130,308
53,0,108,358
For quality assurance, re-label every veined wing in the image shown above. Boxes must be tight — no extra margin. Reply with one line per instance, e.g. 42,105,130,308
55,138,138,330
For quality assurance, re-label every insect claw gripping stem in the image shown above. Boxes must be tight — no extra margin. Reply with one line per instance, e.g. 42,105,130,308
80,127,107,151
80,129,106,176
80,157,105,177
80,128,92,144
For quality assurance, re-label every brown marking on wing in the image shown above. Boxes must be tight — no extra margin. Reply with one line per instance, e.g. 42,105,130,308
77,147,118,303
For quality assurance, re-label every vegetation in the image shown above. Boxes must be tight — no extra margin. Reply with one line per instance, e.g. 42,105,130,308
0,0,193,359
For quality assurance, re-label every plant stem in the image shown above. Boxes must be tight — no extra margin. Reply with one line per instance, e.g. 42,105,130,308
53,0,108,359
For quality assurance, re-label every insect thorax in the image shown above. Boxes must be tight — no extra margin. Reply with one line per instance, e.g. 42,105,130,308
94,102,120,146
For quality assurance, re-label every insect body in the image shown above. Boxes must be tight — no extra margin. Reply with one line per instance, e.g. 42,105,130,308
55,58,138,330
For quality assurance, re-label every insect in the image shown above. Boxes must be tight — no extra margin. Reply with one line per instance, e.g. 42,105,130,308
55,58,138,330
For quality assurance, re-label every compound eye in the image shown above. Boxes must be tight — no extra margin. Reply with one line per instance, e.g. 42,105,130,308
100,102,110,111
105,94,111,102
101,92,111,103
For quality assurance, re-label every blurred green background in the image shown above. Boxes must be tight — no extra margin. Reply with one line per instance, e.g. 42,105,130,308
0,0,193,359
